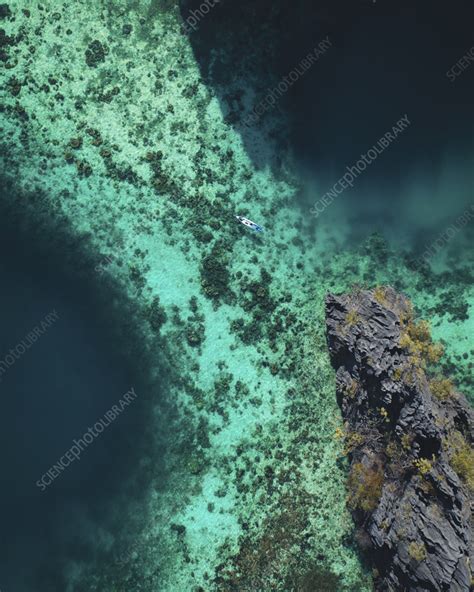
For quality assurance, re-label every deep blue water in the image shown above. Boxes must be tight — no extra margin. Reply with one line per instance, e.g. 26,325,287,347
185,0,474,246
0,191,161,591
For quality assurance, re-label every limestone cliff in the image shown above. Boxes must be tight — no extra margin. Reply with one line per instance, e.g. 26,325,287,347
325,286,473,592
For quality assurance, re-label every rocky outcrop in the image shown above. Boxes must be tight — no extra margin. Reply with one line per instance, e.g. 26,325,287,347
325,286,473,592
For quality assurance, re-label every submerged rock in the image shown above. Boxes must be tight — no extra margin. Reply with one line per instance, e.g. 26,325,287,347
325,286,473,592
85,40,108,67
0,4,11,19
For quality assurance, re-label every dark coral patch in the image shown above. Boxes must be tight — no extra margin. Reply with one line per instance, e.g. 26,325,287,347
85,40,108,67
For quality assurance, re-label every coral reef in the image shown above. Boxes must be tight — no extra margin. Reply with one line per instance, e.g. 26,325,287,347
326,286,473,591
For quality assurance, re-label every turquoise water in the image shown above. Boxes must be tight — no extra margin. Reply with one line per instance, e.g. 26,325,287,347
0,1,472,590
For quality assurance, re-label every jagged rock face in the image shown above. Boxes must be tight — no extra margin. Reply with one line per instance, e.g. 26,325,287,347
325,287,473,592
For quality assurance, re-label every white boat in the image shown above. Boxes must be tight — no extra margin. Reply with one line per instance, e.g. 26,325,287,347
235,215,264,232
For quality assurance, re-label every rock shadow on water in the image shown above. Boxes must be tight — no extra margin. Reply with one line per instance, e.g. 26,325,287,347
0,178,172,591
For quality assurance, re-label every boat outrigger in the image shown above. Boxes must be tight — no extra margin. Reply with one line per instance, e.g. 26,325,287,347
235,215,264,232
